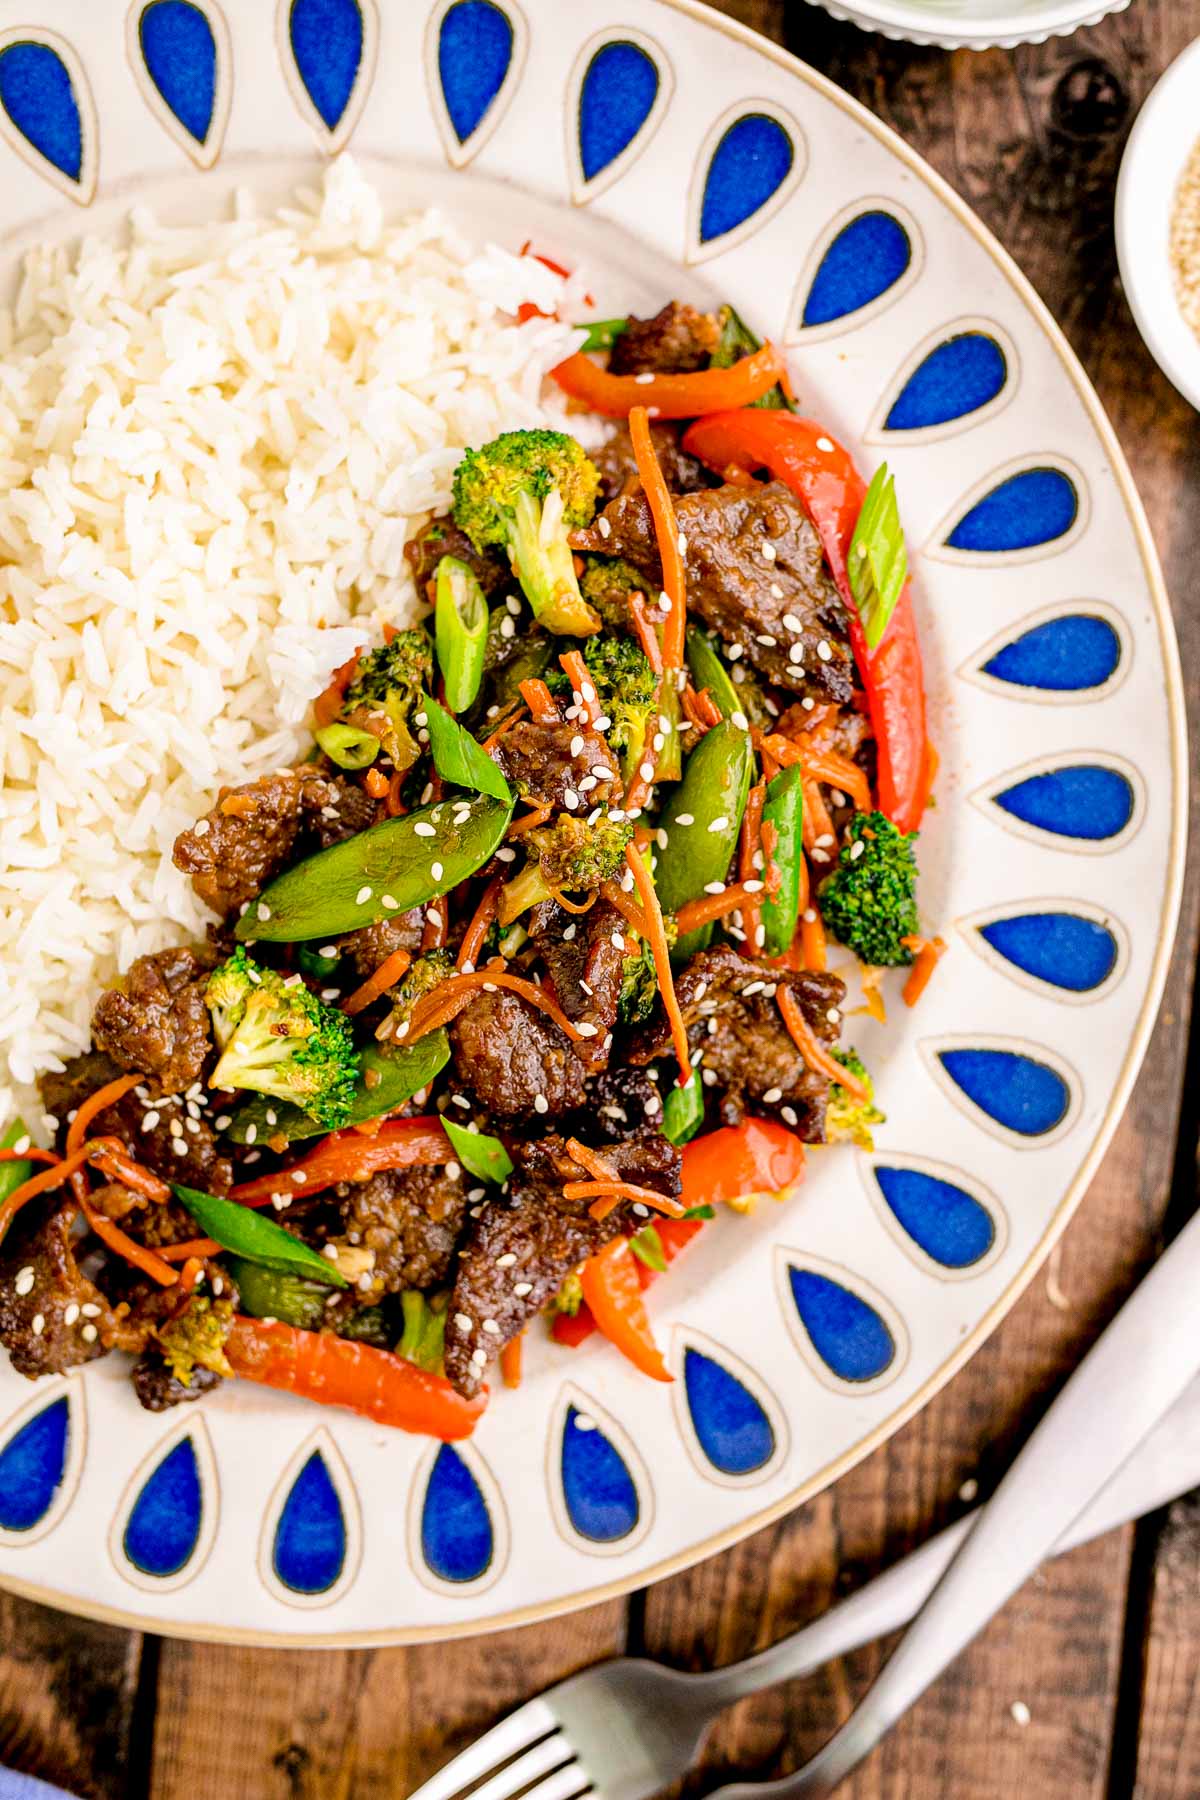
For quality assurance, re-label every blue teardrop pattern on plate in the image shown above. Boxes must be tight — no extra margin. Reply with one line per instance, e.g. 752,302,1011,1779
0,39,85,185
577,40,659,187
287,0,365,136
982,613,1122,694
122,1435,203,1580
272,1448,347,1596
137,2,216,148
560,1404,640,1544
978,911,1120,995
786,1268,896,1384
421,1444,494,1584
872,1166,996,1271
698,112,794,246
991,763,1135,844
802,210,912,329
884,332,1007,432
938,1048,1071,1139
438,0,514,149
0,1395,70,1533
682,1347,774,1477
945,467,1078,554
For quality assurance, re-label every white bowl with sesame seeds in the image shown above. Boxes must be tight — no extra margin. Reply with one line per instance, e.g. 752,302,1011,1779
797,0,1129,51
1115,34,1200,414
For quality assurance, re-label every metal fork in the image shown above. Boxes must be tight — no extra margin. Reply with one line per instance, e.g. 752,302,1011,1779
409,1368,1200,1800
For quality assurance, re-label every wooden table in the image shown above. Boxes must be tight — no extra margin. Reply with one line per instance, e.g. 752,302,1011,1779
3,3,1198,1794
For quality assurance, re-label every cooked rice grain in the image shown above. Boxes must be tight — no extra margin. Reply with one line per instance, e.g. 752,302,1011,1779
0,159,588,1128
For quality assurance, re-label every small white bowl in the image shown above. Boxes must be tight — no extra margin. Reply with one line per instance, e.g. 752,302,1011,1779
797,0,1129,51
1115,35,1200,414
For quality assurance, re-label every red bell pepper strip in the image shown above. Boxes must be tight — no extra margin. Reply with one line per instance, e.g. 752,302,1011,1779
229,1117,450,1209
551,1213,709,1349
681,410,932,834
552,343,787,420
579,1238,673,1382
225,1316,486,1440
551,1304,598,1348
681,1117,807,1212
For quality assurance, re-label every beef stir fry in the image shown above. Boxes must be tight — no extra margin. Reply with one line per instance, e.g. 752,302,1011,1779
0,298,936,1442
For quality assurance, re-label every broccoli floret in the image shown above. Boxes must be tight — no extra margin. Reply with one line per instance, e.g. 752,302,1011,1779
553,1270,584,1317
397,1290,448,1374
207,954,359,1130
384,950,456,1038
583,633,657,787
827,1049,885,1151
452,429,601,635
819,811,919,968
619,938,659,1025
205,944,256,1050
341,630,433,773
578,556,646,629
499,814,634,923
155,1296,235,1386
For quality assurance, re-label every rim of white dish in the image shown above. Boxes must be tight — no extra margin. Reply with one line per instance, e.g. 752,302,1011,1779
797,0,1131,51
1115,34,1200,415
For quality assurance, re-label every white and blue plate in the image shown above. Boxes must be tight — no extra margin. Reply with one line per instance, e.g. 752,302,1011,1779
0,0,1184,1644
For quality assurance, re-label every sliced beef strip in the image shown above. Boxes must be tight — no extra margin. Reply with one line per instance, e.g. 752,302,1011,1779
339,913,425,979
608,302,721,375
449,989,589,1121
526,898,624,1075
573,483,854,706
329,1163,469,1300
493,719,620,811
591,420,708,502
300,770,379,849
0,1205,118,1379
627,945,846,1136
132,1358,223,1412
582,1063,665,1140
40,1053,235,1197
404,516,508,599
444,1131,681,1397
91,946,213,1097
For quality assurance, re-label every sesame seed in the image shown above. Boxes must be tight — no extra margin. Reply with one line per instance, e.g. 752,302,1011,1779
562,923,577,942
731,710,749,731
801,696,816,711
742,980,765,996
579,775,597,793
676,812,694,826
635,371,655,384
1010,1702,1031,1728
708,815,729,832
497,1253,517,1268
594,713,612,732
702,1067,718,1086
514,1281,533,1297
81,1303,102,1319
756,633,777,647
430,862,444,882
576,1021,599,1038
593,764,614,781
703,880,726,895
534,1094,549,1114
168,1118,184,1138
564,790,579,810
496,846,516,862
81,1322,97,1344
817,639,833,662
11,1134,30,1156
850,840,865,861
414,821,436,839
323,1244,340,1262
244,1123,257,1145
609,807,627,822
754,925,766,946
322,987,339,1001
587,808,602,826
816,436,834,453
193,818,210,837
816,832,835,848
468,1186,485,1201
506,593,522,616
598,515,612,538
451,1094,471,1110
579,978,593,996
827,1007,841,1024
611,932,625,951
761,541,777,562
501,615,516,639
15,1268,34,1297
31,1314,44,1337
291,1171,308,1185
471,1347,489,1367
677,531,688,555
455,1313,473,1333
570,734,585,757
811,849,830,865
481,1318,501,1336
788,643,804,665
257,902,271,921
186,1119,202,1136
727,643,743,660
444,1159,462,1180
782,612,802,632
781,1105,799,1126
355,886,373,907
140,1110,160,1133
762,1086,783,1103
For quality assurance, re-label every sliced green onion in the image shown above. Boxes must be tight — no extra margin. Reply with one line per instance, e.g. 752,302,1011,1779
0,1117,33,1201
440,1115,513,1184
848,463,907,652
759,764,805,957
172,1184,349,1288
575,317,629,353
629,1222,667,1272
421,694,513,804
435,556,489,715
314,722,380,770
662,1070,705,1146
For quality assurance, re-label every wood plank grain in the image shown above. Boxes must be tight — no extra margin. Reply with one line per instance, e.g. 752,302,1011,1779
638,4,1200,1798
0,1592,143,1800
147,1605,626,1800
1133,1493,1200,1799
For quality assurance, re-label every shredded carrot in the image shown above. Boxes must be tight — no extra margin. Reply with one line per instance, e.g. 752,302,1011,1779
762,733,872,815
673,880,766,936
481,703,528,753
901,935,947,1008
458,876,503,971
801,780,835,853
343,947,413,1017
507,804,553,839
759,740,781,784
627,591,665,674
570,1180,686,1218
519,678,561,725
860,964,887,1021
545,886,597,918
159,1238,222,1263
681,683,720,735
777,987,866,1100
87,1144,171,1202
624,843,692,1086
0,1147,58,1167
406,963,587,1046
628,406,686,667
363,766,390,800
499,1334,524,1389
66,1072,142,1158
386,771,407,816
600,880,651,939
78,1193,178,1287
800,909,827,973
0,1142,114,1253
559,650,599,727
793,844,810,916
177,1256,204,1296
565,1137,621,1183
382,623,398,645
313,648,363,728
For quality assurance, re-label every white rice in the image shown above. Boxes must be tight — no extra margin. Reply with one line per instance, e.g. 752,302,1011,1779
0,158,592,1131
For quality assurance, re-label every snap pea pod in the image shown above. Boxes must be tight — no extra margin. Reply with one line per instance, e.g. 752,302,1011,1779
0,1118,33,1201
711,304,792,411
421,695,512,802
440,1115,513,1183
655,720,753,958
235,796,512,942
226,1031,451,1147
228,1258,387,1342
685,627,744,723
172,1184,349,1287
759,763,805,957
434,556,489,714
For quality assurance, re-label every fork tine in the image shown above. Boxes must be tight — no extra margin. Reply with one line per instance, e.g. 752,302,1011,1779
408,1699,560,1800
462,1732,576,1800
511,1763,593,1800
